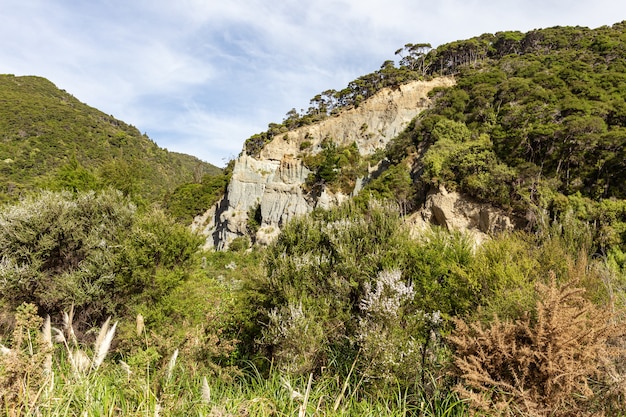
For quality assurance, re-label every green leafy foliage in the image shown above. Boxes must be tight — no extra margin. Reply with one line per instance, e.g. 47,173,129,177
420,120,517,206
303,140,366,195
0,189,135,324
165,173,229,223
0,189,203,330
357,163,414,213
250,203,478,389
418,23,626,203
0,75,220,204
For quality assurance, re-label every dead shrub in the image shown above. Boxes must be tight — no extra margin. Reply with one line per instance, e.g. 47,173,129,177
0,303,51,415
449,272,626,416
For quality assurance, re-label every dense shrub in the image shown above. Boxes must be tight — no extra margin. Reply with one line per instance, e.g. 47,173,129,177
165,173,228,224
0,189,203,332
450,273,626,416
250,202,477,391
0,189,135,326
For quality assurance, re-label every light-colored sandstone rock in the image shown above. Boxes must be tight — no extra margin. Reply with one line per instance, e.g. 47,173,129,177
259,78,456,161
197,77,456,250
407,186,516,245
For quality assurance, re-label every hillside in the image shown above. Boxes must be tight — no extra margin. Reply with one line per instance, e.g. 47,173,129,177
196,22,626,257
3,22,626,417
0,74,220,204
195,77,454,249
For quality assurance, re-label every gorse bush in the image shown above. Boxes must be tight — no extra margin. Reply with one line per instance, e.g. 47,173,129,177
0,189,204,333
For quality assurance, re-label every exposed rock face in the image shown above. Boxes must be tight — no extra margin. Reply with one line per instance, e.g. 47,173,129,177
195,77,455,250
192,154,311,250
259,77,456,160
407,186,516,245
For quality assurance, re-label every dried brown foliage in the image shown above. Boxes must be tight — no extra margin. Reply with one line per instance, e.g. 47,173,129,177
0,304,51,416
449,271,626,416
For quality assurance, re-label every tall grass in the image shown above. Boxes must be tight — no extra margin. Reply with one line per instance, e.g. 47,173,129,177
0,310,467,416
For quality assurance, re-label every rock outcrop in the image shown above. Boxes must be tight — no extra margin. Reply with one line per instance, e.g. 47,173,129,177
259,77,456,160
194,77,456,250
407,186,517,245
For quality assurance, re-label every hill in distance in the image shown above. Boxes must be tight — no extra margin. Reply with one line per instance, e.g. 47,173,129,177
0,74,221,205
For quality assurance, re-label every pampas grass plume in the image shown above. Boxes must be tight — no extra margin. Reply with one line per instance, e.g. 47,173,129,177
71,349,91,374
136,313,145,336
166,349,179,382
201,376,211,404
63,305,78,347
281,375,304,401
94,317,111,354
120,360,132,381
93,319,117,370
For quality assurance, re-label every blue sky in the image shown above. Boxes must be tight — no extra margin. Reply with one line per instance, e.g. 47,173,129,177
1,0,625,167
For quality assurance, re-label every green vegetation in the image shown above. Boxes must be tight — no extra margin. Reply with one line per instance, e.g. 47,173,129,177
2,196,625,415
0,190,204,329
5,22,626,416
0,74,220,205
364,22,626,260
164,173,229,223
302,140,367,195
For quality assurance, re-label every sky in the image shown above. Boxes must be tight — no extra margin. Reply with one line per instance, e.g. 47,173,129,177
1,1,625,167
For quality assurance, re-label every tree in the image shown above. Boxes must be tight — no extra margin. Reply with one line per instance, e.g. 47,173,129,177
396,42,432,74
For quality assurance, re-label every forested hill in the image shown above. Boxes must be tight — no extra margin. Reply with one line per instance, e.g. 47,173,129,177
407,21,626,202
367,22,626,254
231,21,626,257
0,74,220,204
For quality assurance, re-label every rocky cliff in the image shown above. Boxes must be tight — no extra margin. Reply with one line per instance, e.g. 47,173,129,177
194,77,457,250
407,186,518,246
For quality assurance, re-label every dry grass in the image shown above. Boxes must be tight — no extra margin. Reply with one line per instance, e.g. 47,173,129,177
449,269,626,416
0,304,50,416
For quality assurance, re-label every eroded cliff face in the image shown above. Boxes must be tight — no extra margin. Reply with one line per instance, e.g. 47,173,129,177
259,77,456,161
406,186,518,246
194,78,457,250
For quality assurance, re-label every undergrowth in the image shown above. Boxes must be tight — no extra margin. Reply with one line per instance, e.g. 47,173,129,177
450,265,626,416
0,304,466,416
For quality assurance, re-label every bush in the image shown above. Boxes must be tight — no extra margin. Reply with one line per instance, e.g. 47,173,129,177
165,173,228,224
0,189,135,326
0,189,204,333
251,202,477,391
450,273,626,416
229,235,251,252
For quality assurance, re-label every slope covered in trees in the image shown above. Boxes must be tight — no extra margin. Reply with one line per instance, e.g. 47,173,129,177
0,74,221,204
3,23,626,416
356,22,626,264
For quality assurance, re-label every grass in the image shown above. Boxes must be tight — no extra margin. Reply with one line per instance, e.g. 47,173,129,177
1,330,467,416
